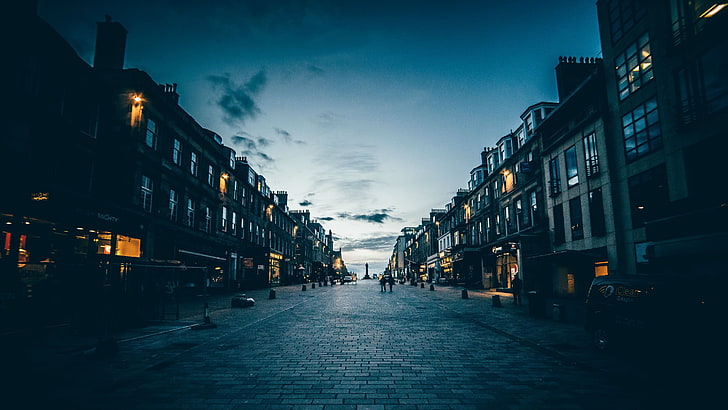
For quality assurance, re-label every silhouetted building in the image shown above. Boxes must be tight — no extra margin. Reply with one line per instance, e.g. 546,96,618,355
1,10,341,333
596,0,728,277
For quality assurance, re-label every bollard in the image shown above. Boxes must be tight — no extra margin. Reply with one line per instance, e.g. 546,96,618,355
204,302,211,324
312,282,316,289
492,295,502,307
462,289,469,299
420,283,424,288
319,282,323,287
269,289,276,299
302,284,307,291
430,284,435,291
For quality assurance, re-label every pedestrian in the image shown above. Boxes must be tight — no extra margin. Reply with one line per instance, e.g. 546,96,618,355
388,274,394,292
380,275,387,292
512,274,523,305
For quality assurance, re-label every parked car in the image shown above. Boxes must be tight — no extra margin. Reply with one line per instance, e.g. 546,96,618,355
343,275,354,283
231,294,255,308
584,275,712,353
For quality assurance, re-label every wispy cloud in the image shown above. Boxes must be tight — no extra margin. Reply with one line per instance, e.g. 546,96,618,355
208,70,267,126
231,132,275,166
315,111,345,129
337,209,401,224
274,127,306,145
339,232,400,252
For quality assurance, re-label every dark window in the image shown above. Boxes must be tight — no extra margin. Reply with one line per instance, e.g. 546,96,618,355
565,146,579,188
623,97,662,162
145,119,158,149
549,157,561,196
140,175,153,213
553,204,565,245
583,133,600,177
608,0,647,43
569,197,584,240
628,166,669,228
589,188,607,237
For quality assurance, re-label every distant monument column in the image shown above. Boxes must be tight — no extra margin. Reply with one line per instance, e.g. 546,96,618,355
365,263,368,277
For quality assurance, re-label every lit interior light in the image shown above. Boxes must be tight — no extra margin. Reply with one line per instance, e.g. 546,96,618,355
130,93,144,127
637,206,645,210
699,3,727,18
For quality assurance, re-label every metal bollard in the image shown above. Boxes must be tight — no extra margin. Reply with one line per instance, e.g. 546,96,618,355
420,283,425,288
492,295,502,307
302,284,307,291
312,283,316,289
430,284,435,291
204,302,211,324
269,289,276,299
462,289,469,299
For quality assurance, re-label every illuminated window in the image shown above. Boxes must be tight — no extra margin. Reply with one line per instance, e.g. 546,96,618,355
172,139,182,165
594,261,609,277
145,118,157,149
115,235,141,257
615,33,653,100
231,211,237,234
623,97,662,162
96,232,112,255
140,175,153,213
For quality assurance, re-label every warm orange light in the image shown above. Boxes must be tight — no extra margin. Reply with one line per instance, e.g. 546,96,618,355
699,3,727,18
130,93,144,127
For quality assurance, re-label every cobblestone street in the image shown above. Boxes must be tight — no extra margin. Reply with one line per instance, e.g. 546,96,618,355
3,280,713,409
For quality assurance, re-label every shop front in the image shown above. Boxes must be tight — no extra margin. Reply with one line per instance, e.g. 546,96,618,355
491,242,519,290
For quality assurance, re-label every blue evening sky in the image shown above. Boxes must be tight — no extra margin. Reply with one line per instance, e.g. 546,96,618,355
37,0,602,275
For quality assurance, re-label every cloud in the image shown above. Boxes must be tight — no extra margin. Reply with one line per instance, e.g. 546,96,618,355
337,209,401,224
274,127,306,145
299,200,313,206
230,132,275,165
307,64,325,76
208,70,267,126
318,216,334,221
339,232,400,252
315,111,345,129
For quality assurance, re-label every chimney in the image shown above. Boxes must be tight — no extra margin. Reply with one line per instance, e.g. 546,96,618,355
94,15,127,70
555,56,601,102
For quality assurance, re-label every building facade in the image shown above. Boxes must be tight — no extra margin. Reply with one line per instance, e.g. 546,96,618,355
1,10,343,332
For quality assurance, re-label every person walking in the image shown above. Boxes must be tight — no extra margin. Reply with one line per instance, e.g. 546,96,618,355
388,274,394,292
380,275,387,292
512,274,523,305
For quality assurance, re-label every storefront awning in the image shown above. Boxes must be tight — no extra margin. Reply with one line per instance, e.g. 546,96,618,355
178,249,226,261
528,249,605,262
